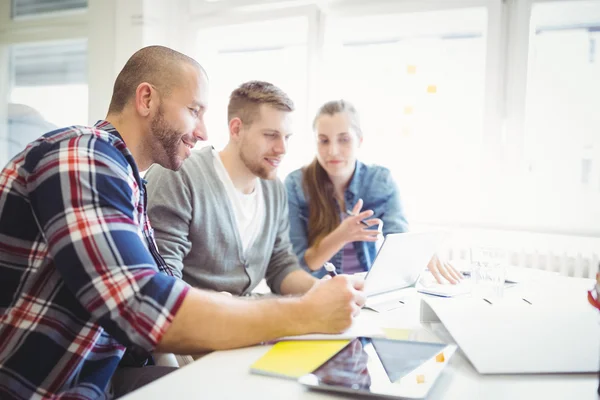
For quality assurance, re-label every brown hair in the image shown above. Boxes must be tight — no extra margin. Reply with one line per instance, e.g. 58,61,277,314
227,81,294,126
303,99,362,248
108,45,205,114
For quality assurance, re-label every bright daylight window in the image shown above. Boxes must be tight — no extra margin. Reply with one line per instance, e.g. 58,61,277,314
8,39,88,159
321,7,488,224
522,0,600,233
11,0,88,19
196,16,310,177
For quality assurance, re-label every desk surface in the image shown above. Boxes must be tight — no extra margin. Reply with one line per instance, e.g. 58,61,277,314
122,272,599,400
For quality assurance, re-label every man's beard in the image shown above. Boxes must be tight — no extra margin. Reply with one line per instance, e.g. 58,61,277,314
150,106,184,171
239,139,276,180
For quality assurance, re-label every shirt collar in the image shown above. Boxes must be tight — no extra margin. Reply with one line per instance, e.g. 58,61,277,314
94,120,147,186
94,120,122,140
346,160,365,197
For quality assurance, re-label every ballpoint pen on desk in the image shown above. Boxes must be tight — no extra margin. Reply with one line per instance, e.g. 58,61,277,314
345,210,370,227
324,262,338,278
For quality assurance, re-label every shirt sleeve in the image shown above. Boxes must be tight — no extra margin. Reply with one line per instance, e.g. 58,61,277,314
145,164,195,280
284,173,311,271
27,134,189,351
379,168,409,235
264,181,303,294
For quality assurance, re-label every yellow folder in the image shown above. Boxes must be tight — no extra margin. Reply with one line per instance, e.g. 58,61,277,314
250,340,350,379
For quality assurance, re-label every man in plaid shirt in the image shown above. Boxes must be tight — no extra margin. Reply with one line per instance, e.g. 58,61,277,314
0,46,366,399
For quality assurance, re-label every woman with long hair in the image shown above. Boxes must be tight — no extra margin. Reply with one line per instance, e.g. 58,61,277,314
285,99,460,282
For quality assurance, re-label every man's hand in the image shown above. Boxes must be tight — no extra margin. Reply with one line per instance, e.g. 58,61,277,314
300,275,366,334
427,254,463,284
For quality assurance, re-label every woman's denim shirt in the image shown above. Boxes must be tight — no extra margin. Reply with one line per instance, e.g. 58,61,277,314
284,161,409,278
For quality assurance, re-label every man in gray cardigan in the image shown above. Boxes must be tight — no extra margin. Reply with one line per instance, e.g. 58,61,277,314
145,81,322,296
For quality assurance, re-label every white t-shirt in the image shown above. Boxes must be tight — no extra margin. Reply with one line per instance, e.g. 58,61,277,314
212,149,265,254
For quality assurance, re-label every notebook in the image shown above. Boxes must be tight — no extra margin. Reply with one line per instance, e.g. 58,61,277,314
250,340,350,379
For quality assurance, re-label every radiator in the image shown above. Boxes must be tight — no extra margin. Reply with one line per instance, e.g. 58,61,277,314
424,226,600,279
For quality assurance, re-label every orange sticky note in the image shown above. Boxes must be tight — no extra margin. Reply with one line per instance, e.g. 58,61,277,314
427,85,437,94
416,374,425,384
407,65,417,74
436,352,445,363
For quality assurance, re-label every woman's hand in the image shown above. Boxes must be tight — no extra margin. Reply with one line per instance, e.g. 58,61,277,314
332,199,382,245
427,254,463,284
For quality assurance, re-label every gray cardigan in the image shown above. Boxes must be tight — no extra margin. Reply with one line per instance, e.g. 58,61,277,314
144,146,301,295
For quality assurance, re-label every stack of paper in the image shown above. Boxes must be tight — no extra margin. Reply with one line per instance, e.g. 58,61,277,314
420,279,600,374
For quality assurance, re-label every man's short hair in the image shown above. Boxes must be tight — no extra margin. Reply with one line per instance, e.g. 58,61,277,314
108,45,205,114
227,81,294,126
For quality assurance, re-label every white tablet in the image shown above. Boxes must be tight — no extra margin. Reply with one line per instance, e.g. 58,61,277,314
298,337,457,399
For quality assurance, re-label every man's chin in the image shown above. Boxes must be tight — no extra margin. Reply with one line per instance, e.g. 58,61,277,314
157,155,184,172
255,167,277,180
264,171,278,180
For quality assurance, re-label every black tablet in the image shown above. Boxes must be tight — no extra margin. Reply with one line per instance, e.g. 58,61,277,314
298,337,456,399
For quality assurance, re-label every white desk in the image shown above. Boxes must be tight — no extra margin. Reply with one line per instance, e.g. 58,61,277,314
122,272,599,400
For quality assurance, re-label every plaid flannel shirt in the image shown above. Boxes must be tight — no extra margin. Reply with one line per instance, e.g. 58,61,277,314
0,121,189,399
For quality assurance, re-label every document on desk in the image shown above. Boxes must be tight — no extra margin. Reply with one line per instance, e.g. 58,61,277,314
415,281,472,298
414,270,474,298
274,316,384,342
420,289,600,374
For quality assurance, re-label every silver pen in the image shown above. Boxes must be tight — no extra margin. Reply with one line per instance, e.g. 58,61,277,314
345,210,370,227
323,262,338,277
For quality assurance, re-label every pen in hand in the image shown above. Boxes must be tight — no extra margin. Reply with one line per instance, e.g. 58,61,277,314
324,262,338,278
345,210,370,227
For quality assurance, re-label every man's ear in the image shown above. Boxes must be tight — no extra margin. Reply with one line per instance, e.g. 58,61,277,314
135,82,154,117
358,136,364,147
229,117,243,140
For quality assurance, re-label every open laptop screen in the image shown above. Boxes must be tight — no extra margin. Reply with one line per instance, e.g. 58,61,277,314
364,231,447,297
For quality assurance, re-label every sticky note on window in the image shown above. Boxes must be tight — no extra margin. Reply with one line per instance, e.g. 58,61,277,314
407,65,417,74
427,85,437,94
416,374,425,384
436,352,445,363
403,106,413,115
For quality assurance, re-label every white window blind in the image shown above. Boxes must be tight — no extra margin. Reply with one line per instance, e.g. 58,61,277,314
11,40,87,86
8,39,88,160
11,0,87,18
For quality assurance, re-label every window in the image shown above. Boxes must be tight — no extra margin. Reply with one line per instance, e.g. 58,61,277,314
7,39,88,159
321,7,488,223
522,0,600,231
196,16,310,176
11,0,88,18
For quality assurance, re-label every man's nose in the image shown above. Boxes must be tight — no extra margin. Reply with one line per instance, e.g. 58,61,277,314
193,118,207,142
273,136,287,155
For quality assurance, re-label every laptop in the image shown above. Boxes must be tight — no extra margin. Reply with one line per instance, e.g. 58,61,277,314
363,231,447,310
299,337,457,399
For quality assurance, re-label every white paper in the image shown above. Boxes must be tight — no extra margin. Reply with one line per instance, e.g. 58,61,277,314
275,316,384,342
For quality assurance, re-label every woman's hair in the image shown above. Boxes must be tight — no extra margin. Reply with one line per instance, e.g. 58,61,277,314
302,100,362,248
311,99,362,138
